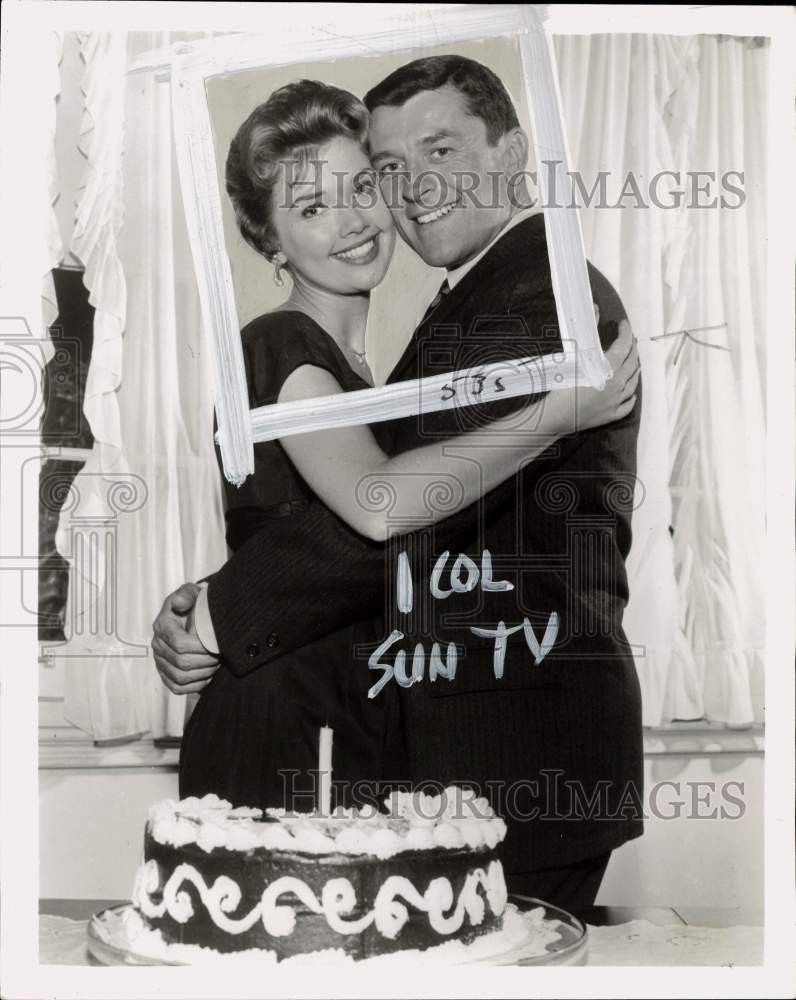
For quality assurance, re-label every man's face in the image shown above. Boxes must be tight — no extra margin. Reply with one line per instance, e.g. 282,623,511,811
368,85,515,270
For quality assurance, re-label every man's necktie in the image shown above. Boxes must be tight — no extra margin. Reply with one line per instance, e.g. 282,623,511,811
420,278,450,325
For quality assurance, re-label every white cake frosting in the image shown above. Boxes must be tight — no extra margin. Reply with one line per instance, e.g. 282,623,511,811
133,856,507,940
114,903,561,967
147,787,507,860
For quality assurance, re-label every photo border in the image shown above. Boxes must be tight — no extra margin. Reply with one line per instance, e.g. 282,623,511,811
1,4,792,999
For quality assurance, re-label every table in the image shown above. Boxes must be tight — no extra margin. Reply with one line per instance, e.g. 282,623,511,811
38,899,764,967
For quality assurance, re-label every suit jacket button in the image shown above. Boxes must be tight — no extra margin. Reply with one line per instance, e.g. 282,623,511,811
246,642,260,658
266,633,279,648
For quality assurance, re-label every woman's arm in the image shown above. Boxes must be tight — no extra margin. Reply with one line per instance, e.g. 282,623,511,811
279,322,639,542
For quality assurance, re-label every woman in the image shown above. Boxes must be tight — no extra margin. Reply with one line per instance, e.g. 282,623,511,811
178,81,639,811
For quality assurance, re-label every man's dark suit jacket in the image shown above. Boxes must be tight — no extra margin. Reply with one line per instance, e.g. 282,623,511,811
207,213,644,873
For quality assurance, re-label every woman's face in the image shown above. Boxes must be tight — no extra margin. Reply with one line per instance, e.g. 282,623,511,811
270,136,395,295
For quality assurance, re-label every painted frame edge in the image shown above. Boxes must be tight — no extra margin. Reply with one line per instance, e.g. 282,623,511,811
249,348,603,443
169,3,609,483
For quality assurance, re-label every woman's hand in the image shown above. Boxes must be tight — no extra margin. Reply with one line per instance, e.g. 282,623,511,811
544,319,640,434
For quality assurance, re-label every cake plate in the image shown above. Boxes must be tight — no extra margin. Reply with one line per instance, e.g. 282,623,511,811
87,897,587,967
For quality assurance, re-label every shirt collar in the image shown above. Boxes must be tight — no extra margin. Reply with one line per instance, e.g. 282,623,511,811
446,206,541,290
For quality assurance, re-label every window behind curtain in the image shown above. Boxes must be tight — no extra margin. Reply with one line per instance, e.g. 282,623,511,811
39,267,94,640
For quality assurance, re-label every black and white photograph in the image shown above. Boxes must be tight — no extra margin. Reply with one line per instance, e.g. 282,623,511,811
0,3,793,998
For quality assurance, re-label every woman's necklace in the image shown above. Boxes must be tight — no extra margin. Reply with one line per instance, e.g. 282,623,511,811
336,338,368,367
338,341,373,384
285,290,370,373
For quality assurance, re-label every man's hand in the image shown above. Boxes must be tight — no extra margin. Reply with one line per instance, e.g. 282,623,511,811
544,318,639,435
152,583,220,695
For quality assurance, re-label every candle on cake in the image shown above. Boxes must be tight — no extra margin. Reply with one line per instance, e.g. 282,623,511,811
318,725,333,816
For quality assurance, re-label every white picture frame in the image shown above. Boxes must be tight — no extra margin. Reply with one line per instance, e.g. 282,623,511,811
163,4,611,485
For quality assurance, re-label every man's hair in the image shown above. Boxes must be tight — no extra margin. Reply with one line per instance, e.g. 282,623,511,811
363,55,519,146
226,80,368,260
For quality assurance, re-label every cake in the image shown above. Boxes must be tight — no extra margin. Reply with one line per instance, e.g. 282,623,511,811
125,786,522,964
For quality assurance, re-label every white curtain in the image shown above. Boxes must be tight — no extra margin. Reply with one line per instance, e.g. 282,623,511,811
53,30,765,738
554,33,766,725
58,32,227,741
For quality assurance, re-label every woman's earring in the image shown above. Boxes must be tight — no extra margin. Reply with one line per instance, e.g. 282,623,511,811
273,253,285,288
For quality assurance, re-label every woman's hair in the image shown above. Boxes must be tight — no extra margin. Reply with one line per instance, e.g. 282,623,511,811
226,80,369,261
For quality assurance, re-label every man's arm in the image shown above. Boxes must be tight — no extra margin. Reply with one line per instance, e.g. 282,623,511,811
206,500,400,675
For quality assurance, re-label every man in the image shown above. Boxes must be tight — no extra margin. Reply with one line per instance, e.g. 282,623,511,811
153,56,643,909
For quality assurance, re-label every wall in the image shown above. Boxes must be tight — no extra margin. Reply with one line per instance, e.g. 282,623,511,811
598,749,763,909
39,767,178,900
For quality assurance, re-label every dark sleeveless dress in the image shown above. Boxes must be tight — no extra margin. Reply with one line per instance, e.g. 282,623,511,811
178,311,404,812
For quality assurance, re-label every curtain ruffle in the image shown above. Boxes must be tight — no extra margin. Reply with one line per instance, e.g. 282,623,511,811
68,32,128,483
58,33,148,740
58,31,226,741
